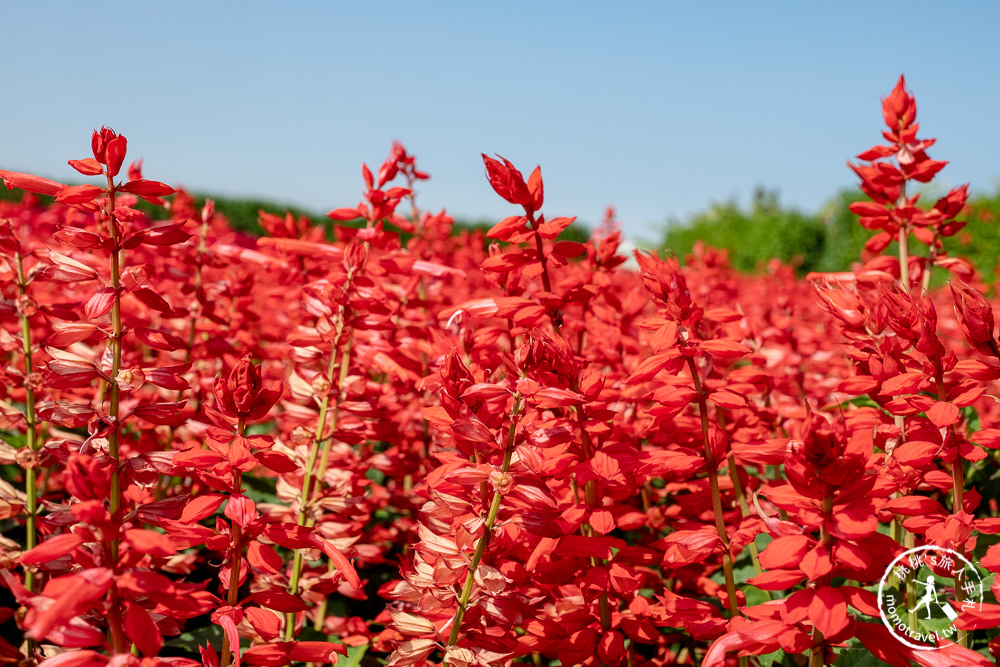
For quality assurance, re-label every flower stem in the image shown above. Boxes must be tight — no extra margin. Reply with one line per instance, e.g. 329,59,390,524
574,406,613,633
525,213,552,294
898,225,910,291
221,417,247,667
287,251,363,640
809,496,834,667
686,357,740,619
443,393,522,664
716,412,762,577
105,173,124,567
14,250,40,591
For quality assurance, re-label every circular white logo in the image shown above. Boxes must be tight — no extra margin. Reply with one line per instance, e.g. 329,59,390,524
877,545,984,649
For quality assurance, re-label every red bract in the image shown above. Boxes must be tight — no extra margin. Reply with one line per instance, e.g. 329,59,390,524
91,126,127,177
481,154,533,210
951,281,1000,356
214,355,283,421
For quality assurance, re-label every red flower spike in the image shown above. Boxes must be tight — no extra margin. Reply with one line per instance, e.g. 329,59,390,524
882,75,916,131
951,281,999,356
92,126,127,176
214,356,283,421
482,154,532,210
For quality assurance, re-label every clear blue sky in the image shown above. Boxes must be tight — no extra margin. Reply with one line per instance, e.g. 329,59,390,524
3,2,998,243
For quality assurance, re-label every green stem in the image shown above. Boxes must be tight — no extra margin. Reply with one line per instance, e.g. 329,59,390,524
895,177,910,293
525,213,552,294
931,362,968,648
686,357,740,619
286,248,365,640
221,418,247,667
285,348,339,640
905,530,918,634
898,225,910,291
809,497,834,667
108,581,127,654
443,394,522,664
727,454,763,576
105,173,123,566
14,251,40,589
716,411,762,577
922,231,939,292
314,333,353,485
312,558,337,632
15,250,41,664
574,406,613,634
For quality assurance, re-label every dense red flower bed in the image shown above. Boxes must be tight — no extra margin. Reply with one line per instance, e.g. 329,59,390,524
1,77,1000,666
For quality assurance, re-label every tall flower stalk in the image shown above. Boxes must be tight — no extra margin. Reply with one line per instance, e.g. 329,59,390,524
10,235,40,590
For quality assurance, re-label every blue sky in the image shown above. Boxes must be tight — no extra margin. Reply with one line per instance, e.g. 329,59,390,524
3,2,998,243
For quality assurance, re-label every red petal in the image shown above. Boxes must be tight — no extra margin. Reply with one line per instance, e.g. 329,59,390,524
123,528,177,557
486,215,528,242
537,216,576,239
244,607,281,641
746,569,807,590
131,401,188,426
118,179,175,199
527,165,543,211
124,601,162,656
926,401,960,428
20,533,83,565
68,158,104,176
224,494,258,528
698,339,751,359
809,586,849,638
327,207,362,221
179,494,227,523
307,535,361,590
247,542,283,574
0,170,66,196
590,509,615,535
758,534,811,570
56,184,103,205
32,650,107,667
246,591,309,613
84,287,116,319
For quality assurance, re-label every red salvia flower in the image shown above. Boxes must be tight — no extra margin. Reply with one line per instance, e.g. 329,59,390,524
214,356,283,421
951,280,1000,357
481,154,533,211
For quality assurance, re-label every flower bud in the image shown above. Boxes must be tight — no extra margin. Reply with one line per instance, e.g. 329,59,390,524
951,281,998,356
214,356,284,421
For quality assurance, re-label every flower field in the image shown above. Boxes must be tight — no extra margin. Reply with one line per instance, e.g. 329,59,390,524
2,76,1000,666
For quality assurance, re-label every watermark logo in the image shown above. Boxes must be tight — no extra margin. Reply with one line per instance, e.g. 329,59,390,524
877,545,984,649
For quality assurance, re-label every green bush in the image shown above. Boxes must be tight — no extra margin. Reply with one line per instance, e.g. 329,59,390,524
661,187,828,274
661,185,1000,283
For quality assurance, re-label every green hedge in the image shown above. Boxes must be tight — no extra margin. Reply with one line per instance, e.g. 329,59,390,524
661,186,1000,282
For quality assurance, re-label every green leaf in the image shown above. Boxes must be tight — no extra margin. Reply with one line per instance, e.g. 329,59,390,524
335,643,369,667
834,647,892,667
242,473,280,505
742,584,771,607
163,623,224,654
